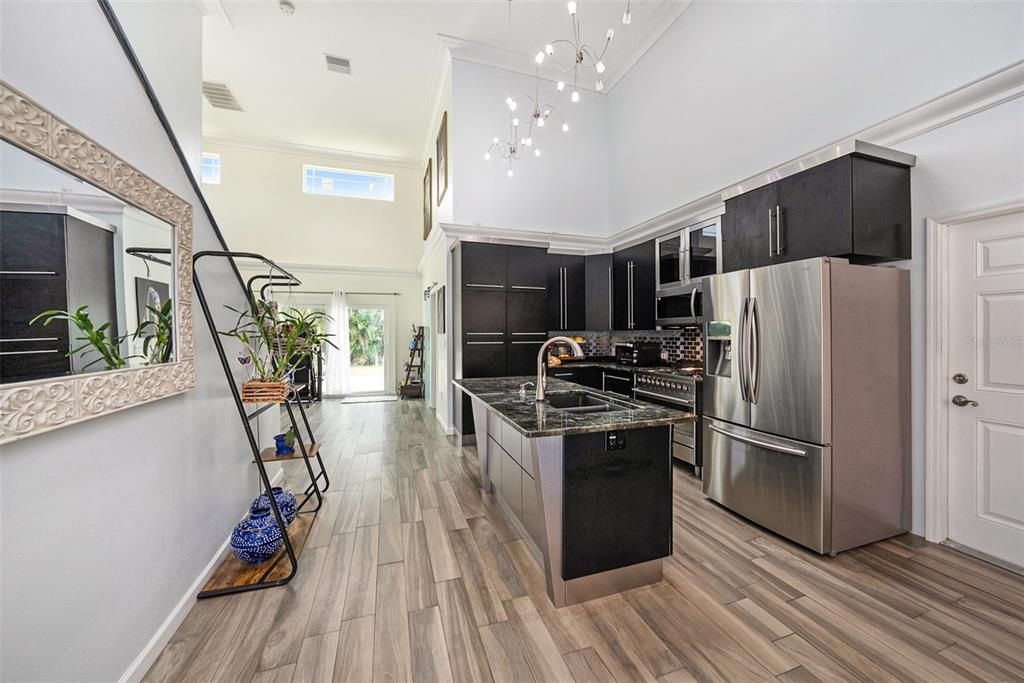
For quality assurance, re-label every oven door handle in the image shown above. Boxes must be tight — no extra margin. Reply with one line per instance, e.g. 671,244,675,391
633,387,694,407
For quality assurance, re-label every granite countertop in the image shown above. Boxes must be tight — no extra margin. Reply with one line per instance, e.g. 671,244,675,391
453,376,695,438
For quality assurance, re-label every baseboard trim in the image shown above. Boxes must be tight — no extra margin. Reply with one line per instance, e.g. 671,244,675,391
119,470,285,682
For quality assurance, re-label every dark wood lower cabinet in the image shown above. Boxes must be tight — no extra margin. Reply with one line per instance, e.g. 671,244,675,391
562,426,672,580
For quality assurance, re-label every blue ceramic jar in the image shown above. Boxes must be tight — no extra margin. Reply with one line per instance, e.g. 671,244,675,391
230,504,284,564
251,486,297,526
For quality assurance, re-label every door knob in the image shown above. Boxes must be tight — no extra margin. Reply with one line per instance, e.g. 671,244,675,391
952,395,979,407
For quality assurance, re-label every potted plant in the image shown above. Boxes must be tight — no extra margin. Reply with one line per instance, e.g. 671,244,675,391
219,301,331,403
31,305,133,372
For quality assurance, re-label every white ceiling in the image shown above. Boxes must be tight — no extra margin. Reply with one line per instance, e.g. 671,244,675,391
200,0,687,164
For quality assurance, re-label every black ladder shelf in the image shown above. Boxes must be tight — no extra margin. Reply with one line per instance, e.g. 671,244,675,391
192,251,331,599
400,325,424,399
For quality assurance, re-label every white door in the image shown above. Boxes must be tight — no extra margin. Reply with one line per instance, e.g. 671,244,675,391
345,300,395,396
947,209,1024,568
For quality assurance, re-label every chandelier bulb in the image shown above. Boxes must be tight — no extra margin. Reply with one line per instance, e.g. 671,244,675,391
492,136,499,144
596,61,605,74
545,44,554,56
607,28,615,40
484,152,491,161
571,90,580,103
526,137,533,146
507,168,514,178
596,79,604,91
622,8,631,24
562,122,570,132
534,148,541,157
535,51,545,65
567,1,577,15
537,117,545,127
557,81,565,92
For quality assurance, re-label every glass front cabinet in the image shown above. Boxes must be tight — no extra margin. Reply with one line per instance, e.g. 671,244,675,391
655,217,722,291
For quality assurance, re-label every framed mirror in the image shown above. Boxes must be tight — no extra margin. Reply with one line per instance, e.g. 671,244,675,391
0,81,195,444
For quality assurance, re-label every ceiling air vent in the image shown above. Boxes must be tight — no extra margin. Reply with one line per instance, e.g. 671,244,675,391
202,81,243,111
325,54,352,75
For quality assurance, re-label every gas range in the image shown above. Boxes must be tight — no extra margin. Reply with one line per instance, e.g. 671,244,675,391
634,369,698,408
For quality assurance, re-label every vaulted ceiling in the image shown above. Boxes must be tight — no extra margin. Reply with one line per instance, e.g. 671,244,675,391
200,0,687,163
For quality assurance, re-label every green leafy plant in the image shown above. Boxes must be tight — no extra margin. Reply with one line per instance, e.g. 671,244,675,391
279,308,337,360
30,305,132,371
135,298,174,364
219,302,335,382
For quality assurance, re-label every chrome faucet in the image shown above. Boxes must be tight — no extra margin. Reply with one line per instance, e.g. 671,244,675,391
535,336,584,402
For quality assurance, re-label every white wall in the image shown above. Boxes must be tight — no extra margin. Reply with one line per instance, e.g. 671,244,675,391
202,141,423,272
892,98,1024,535
0,2,257,681
606,1,1024,233
450,58,610,236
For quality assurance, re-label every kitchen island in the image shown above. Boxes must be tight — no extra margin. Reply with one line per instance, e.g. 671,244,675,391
453,376,694,607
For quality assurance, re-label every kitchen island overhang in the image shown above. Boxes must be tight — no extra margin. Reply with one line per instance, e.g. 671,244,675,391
453,377,695,607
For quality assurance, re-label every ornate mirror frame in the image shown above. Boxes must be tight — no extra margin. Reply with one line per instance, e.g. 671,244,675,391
0,81,195,445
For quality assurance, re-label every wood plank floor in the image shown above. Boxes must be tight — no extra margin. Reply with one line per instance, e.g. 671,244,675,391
144,400,1024,682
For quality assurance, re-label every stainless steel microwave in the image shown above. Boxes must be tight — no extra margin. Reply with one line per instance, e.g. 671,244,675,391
656,283,702,328
655,217,722,291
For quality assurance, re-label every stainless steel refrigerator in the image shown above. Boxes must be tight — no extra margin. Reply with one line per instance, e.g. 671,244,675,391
702,257,910,554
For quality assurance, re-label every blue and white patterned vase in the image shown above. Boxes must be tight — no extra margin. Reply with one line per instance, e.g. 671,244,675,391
251,487,297,526
230,505,284,564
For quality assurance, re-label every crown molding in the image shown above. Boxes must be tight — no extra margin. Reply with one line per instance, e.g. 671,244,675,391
417,39,453,164
239,260,421,279
201,133,422,171
192,0,232,27
438,222,610,255
603,0,693,93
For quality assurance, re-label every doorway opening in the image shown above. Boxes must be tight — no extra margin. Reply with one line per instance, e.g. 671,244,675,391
347,305,387,394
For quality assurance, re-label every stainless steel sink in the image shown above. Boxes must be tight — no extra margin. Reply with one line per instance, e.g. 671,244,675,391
544,391,633,414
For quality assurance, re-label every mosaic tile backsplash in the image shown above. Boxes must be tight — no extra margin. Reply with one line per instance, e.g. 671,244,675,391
557,328,703,364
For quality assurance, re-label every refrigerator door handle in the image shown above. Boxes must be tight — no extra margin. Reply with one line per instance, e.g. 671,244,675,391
739,296,751,402
708,423,807,457
750,296,761,404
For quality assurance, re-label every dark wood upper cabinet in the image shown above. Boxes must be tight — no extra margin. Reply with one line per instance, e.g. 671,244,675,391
584,253,613,331
722,182,777,272
722,153,911,273
461,242,507,288
547,254,586,331
506,245,549,290
612,239,656,331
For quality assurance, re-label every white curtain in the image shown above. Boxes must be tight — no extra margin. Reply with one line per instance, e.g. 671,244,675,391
325,290,351,396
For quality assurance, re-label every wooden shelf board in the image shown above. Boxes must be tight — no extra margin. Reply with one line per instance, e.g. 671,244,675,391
200,512,315,593
256,441,321,463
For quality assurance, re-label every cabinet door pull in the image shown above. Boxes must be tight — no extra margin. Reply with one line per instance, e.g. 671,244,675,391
607,266,612,328
510,285,545,291
775,205,783,255
465,283,504,289
768,208,774,258
466,341,504,345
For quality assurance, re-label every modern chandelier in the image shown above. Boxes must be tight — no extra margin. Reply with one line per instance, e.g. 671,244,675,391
533,0,632,100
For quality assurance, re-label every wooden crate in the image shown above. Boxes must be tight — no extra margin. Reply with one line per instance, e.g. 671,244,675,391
241,380,289,404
